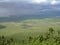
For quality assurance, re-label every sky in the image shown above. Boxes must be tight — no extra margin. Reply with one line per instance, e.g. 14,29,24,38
0,0,60,4
0,0,60,17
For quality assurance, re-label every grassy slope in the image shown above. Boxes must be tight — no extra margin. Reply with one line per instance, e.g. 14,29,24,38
0,18,60,41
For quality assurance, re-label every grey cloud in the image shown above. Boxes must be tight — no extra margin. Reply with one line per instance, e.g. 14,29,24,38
0,1,60,17
0,8,11,17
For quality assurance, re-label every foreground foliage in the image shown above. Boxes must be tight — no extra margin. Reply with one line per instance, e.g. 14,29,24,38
0,28,60,45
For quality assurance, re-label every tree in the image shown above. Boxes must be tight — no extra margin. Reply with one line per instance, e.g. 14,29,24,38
22,40,25,43
49,27,55,34
10,38,14,42
1,36,5,45
44,32,50,40
7,40,11,45
28,36,33,43
2,36,5,39
39,34,44,42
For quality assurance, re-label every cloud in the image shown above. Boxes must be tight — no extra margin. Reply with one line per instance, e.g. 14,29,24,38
31,0,47,3
51,0,60,5
0,8,10,17
0,0,10,2
0,0,60,17
51,0,56,4
0,0,60,5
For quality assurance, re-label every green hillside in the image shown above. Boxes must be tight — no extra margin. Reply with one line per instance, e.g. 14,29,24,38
0,19,60,45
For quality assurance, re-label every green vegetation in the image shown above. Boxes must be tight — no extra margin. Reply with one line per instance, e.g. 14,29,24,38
0,28,60,45
0,19,60,45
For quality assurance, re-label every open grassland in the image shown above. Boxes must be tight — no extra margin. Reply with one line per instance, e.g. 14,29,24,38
0,19,60,38
0,18,60,45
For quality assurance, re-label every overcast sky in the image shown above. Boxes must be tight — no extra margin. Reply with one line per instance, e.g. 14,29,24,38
0,0,60,17
0,0,60,4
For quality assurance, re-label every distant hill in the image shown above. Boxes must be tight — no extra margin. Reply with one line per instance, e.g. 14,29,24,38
0,15,60,22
